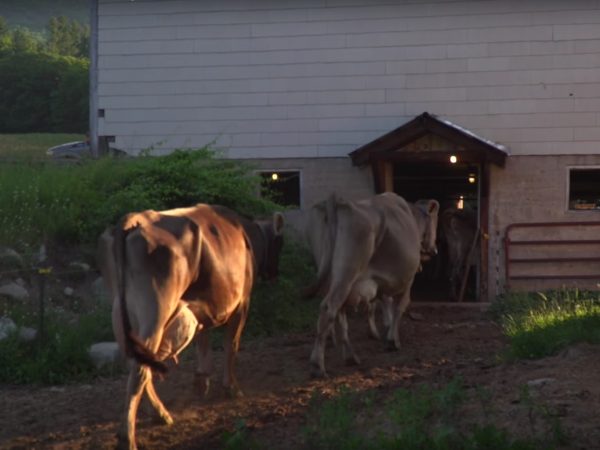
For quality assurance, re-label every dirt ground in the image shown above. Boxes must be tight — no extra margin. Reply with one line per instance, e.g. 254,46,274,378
1,304,599,450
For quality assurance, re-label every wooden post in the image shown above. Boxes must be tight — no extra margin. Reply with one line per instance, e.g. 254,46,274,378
372,160,393,193
89,0,99,158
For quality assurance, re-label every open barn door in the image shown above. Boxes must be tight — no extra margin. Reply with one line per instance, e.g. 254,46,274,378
349,112,508,302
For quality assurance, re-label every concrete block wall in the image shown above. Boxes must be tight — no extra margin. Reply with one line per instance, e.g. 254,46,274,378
488,154,600,298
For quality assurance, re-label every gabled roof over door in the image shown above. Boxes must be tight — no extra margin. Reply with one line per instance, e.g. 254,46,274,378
349,112,509,167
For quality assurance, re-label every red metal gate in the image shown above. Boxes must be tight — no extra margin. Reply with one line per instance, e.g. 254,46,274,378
504,221,600,290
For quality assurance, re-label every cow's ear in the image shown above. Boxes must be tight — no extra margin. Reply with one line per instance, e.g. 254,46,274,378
273,212,285,236
428,199,440,214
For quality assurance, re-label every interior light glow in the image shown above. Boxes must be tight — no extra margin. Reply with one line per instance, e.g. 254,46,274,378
457,195,464,210
449,155,458,164
468,174,476,184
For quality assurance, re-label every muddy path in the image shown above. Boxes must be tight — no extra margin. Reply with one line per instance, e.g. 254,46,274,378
1,305,599,450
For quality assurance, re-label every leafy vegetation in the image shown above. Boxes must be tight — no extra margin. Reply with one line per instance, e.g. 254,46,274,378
490,289,600,359
0,302,114,384
0,145,316,384
0,15,89,133
303,379,566,450
0,147,277,252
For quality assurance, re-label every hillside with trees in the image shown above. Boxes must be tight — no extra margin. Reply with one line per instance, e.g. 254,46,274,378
0,14,89,133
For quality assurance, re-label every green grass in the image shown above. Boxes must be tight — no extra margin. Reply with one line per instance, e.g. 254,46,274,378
0,133,83,159
0,301,115,384
491,290,600,359
302,379,562,450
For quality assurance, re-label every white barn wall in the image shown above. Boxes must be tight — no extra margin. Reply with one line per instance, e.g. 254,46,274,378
98,0,600,159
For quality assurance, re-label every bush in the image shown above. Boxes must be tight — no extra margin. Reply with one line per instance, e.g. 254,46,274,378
0,52,88,133
0,147,278,250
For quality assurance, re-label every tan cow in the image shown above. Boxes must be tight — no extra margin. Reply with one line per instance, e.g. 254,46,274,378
97,204,284,450
306,192,439,378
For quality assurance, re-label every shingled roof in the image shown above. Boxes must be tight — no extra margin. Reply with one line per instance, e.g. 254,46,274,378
349,112,509,167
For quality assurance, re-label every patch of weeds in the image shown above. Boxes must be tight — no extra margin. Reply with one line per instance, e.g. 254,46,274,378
518,385,568,448
221,419,261,450
491,289,600,359
303,379,565,450
304,385,368,450
0,304,114,384
246,237,320,339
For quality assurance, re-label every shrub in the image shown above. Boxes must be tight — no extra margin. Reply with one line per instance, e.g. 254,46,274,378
0,147,278,250
0,52,88,133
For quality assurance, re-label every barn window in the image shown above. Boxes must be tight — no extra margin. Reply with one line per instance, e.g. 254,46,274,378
568,167,600,210
259,170,301,208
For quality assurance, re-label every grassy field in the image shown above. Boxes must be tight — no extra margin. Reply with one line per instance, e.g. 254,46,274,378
0,133,84,160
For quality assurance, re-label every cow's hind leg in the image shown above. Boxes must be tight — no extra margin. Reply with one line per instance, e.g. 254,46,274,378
335,309,360,366
222,301,249,398
310,300,338,378
145,377,173,426
386,284,413,351
118,363,150,450
193,329,213,398
366,300,381,340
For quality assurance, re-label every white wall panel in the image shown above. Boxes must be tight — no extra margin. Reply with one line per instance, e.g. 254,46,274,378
98,0,600,157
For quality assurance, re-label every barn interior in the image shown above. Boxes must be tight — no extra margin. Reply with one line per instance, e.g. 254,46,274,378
393,161,480,302
348,112,509,303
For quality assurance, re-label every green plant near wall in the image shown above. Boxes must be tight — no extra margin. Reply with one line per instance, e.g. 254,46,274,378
490,289,600,359
0,147,279,251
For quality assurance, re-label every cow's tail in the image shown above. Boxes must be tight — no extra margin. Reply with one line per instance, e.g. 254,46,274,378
302,193,339,298
114,220,168,375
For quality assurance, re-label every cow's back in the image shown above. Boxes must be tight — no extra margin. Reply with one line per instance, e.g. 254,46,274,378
360,193,422,291
161,204,255,329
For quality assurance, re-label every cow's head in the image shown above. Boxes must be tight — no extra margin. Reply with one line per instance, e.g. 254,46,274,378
414,199,440,260
256,212,285,281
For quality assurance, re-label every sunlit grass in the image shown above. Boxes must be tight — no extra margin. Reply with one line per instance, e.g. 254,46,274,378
0,133,83,160
491,290,600,359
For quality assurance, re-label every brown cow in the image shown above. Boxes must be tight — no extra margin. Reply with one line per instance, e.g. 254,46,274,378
439,208,478,301
97,204,284,450
306,192,439,377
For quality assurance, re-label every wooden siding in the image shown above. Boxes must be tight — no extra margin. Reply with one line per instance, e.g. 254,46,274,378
97,0,600,157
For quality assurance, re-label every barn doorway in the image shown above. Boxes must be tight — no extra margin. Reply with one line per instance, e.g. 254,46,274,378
394,161,480,302
348,112,509,302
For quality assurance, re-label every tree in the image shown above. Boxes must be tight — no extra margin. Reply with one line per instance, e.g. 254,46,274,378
10,27,43,54
0,16,10,56
47,16,90,58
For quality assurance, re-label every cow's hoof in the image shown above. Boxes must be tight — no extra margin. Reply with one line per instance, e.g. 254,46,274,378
194,374,211,398
368,331,381,341
227,385,244,399
385,340,399,352
310,364,328,379
345,355,361,366
160,412,174,426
